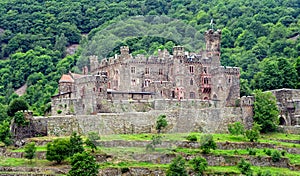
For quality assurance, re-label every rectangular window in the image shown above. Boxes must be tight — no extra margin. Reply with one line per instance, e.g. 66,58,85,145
159,69,163,75
131,79,136,86
145,68,150,74
189,66,194,73
190,92,195,99
131,67,135,74
144,79,150,87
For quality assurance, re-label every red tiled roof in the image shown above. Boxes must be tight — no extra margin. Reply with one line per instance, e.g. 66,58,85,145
59,74,74,83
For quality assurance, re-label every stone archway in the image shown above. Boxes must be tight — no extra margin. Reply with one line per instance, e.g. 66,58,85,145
279,116,287,125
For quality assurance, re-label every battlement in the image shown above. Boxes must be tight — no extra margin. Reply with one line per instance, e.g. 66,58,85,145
241,96,254,106
210,66,240,76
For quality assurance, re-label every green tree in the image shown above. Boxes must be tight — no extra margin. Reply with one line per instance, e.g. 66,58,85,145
237,159,252,176
166,155,188,176
228,122,245,136
69,132,84,156
199,134,217,154
253,90,279,133
85,132,100,153
14,111,27,126
7,98,29,117
24,142,36,162
68,151,99,176
189,156,208,176
245,123,261,142
46,138,70,164
146,135,162,151
0,120,12,146
156,114,167,133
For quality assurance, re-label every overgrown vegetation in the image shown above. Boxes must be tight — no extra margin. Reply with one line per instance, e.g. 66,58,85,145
0,0,298,117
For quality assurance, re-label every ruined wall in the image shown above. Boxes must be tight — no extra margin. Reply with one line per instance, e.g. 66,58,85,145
47,105,243,136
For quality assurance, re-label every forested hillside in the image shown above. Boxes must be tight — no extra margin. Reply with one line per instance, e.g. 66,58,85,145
0,0,299,118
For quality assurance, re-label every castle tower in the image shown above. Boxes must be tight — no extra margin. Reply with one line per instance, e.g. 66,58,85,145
172,46,185,99
205,29,221,68
89,55,99,72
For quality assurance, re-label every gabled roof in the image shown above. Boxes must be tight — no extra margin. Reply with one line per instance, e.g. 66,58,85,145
59,74,74,83
70,72,85,79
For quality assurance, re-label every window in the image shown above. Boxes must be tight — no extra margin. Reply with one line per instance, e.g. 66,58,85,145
131,79,136,86
131,67,135,74
159,69,163,75
189,66,194,73
203,67,207,73
190,79,193,85
144,79,151,87
145,68,150,74
190,92,195,99
204,77,209,84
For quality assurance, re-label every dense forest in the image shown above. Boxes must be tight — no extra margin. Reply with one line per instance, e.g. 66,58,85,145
0,0,299,118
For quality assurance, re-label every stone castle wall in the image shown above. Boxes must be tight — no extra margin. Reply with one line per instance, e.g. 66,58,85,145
47,103,243,136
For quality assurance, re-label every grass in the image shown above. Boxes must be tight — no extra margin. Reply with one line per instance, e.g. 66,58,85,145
99,161,169,169
0,157,51,167
10,145,47,152
206,166,300,176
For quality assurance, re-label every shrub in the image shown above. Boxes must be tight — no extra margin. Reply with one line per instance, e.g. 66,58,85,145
186,134,198,142
24,142,36,162
228,122,245,136
271,150,281,162
46,138,70,164
237,158,252,176
68,151,99,176
247,148,256,156
156,114,168,133
189,156,208,175
146,135,162,151
166,155,188,176
245,123,261,142
69,132,84,156
57,109,62,114
85,131,100,152
281,150,286,156
264,149,272,156
14,111,27,126
199,134,217,154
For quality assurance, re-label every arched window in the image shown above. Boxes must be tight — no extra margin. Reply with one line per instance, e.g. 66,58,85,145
190,79,193,85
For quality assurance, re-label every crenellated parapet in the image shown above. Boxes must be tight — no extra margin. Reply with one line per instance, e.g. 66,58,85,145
240,96,254,107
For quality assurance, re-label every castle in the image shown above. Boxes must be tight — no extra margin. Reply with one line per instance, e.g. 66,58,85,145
52,29,241,117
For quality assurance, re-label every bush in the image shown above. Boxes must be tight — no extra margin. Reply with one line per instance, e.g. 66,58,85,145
85,132,100,153
186,134,198,142
146,135,162,151
237,158,252,176
228,122,245,136
245,123,261,142
69,132,84,156
7,98,29,117
14,111,27,126
68,151,99,176
57,109,62,114
166,155,188,176
189,156,208,175
264,149,272,156
0,120,12,146
271,150,281,162
24,142,36,162
199,134,217,154
46,138,70,164
247,148,256,156
156,114,168,133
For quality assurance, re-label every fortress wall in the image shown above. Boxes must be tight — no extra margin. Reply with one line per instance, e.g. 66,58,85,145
47,107,243,136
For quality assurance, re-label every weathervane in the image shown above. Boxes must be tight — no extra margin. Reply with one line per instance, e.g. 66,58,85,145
210,18,214,30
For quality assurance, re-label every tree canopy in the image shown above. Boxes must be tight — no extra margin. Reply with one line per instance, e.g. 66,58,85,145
0,0,299,115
